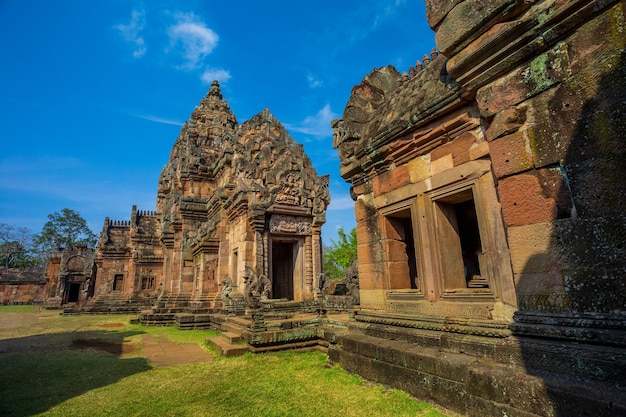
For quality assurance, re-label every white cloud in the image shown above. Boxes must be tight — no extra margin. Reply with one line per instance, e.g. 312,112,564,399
167,12,219,71
307,73,322,88
115,9,147,58
285,104,339,139
133,113,184,126
201,68,232,84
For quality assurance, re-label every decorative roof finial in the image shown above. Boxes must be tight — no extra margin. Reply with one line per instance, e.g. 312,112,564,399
208,80,222,101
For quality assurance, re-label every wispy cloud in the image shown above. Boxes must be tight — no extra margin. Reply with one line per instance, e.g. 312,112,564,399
307,73,323,88
133,113,184,126
327,195,355,211
373,0,407,27
115,8,147,58
167,12,219,71
285,104,339,139
201,67,231,84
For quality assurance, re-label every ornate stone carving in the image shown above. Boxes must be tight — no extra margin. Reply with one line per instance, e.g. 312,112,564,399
269,215,311,235
221,275,233,306
243,266,272,309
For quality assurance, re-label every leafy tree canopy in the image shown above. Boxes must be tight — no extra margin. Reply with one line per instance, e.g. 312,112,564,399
34,208,97,252
323,227,357,280
0,224,37,268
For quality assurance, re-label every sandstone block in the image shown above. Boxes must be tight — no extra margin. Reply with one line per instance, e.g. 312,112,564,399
506,222,556,274
430,154,454,176
486,106,527,141
357,263,386,289
436,0,527,56
513,271,564,296
476,43,571,118
468,141,490,160
407,156,431,183
352,183,368,197
424,0,463,29
356,220,381,245
386,262,411,288
355,198,376,223
489,131,534,178
357,242,385,265
372,166,410,196
358,290,387,310
498,174,557,226
430,131,478,161
384,239,410,263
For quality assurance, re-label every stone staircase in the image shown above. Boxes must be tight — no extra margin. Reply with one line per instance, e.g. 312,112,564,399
207,315,251,356
206,312,351,356
139,294,191,326
83,294,149,314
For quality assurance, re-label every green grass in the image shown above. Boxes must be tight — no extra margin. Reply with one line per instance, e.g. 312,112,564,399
0,306,449,417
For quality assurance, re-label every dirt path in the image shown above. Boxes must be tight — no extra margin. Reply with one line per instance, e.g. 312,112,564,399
141,334,214,367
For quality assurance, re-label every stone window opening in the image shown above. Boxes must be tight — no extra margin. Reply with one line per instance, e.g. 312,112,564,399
434,189,488,291
141,277,155,290
112,274,124,291
385,209,419,291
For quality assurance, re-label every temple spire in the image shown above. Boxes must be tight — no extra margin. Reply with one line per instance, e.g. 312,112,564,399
207,80,223,101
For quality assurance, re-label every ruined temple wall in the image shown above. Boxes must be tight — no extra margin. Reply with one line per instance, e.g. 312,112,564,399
331,1,625,415
480,3,626,317
0,282,45,305
225,216,252,291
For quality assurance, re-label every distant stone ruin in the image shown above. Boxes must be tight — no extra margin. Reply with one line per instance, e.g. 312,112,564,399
328,0,625,415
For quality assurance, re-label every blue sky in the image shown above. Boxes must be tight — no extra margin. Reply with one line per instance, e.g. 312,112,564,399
0,0,435,245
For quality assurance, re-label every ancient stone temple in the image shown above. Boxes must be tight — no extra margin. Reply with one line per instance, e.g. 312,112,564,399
154,81,329,306
329,0,625,415
87,81,330,321
44,245,96,309
89,206,163,312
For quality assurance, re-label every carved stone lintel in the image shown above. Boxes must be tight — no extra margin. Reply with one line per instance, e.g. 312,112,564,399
269,215,312,235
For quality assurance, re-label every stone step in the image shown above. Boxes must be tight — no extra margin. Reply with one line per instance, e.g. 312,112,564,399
221,321,248,335
207,336,249,356
221,331,243,344
228,316,252,327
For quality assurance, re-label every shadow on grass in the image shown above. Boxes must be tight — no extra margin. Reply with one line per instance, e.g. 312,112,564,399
0,329,151,417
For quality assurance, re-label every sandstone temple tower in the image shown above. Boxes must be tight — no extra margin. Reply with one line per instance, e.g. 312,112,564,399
90,81,329,310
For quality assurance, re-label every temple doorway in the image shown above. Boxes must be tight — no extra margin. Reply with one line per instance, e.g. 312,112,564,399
66,282,80,303
271,241,295,300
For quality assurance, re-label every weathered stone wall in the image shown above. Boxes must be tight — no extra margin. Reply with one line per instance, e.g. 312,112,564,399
331,0,625,415
0,268,45,304
91,206,163,308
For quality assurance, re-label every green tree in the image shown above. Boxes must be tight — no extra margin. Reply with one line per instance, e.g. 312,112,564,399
0,224,36,268
34,208,97,252
322,227,357,280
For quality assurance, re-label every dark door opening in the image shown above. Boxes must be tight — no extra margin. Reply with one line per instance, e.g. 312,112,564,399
272,241,294,300
113,274,123,291
67,283,80,303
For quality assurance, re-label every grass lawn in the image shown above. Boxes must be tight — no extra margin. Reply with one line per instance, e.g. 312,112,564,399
0,306,450,417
